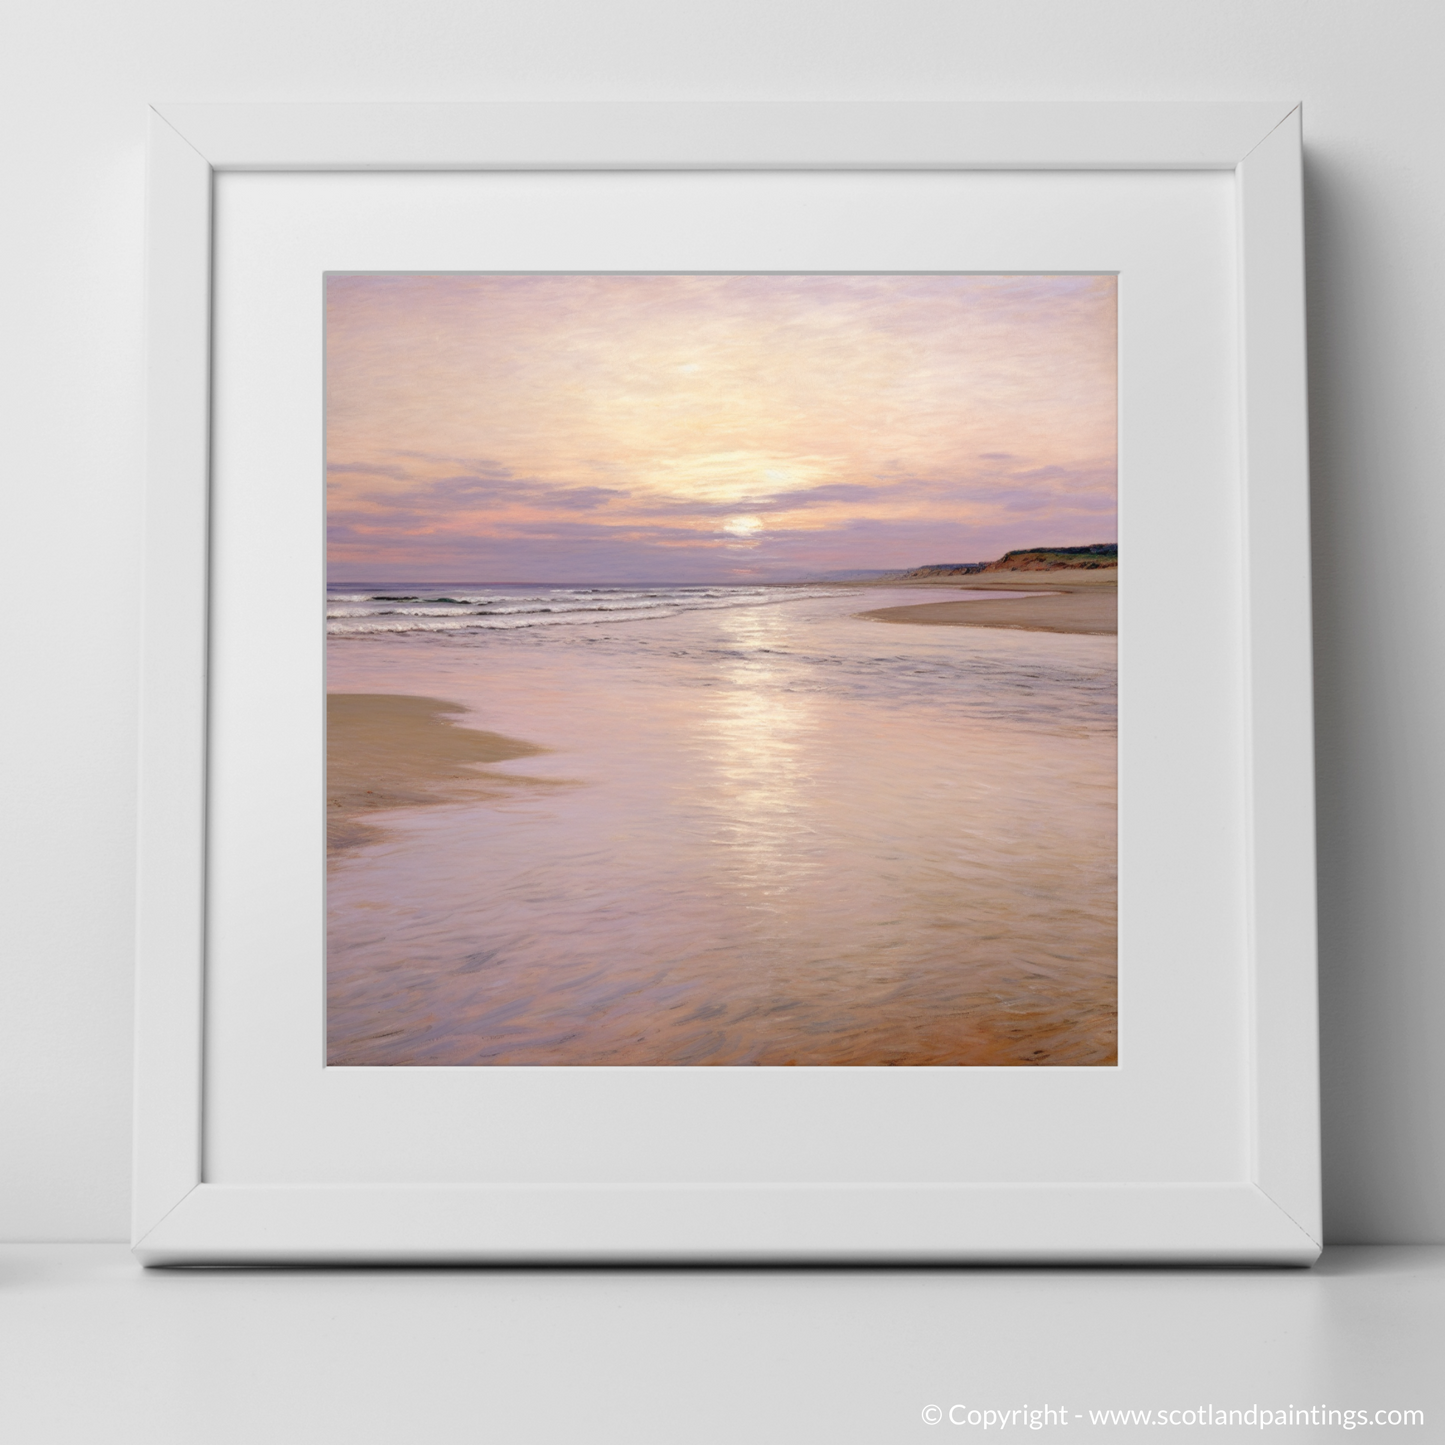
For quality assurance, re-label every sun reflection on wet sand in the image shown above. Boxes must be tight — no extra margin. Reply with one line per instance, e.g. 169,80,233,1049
695,603,821,903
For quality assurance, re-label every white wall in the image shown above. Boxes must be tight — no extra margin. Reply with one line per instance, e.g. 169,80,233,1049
3,0,1441,1243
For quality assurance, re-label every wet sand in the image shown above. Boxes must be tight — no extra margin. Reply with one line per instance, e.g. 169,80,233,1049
327,693,552,855
856,588,1116,636
326,591,1116,1067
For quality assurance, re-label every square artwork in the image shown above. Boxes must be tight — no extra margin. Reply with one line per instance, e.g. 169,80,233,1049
325,273,1117,1066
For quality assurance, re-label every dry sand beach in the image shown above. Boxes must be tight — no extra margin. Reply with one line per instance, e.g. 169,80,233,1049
855,568,1117,635
327,693,555,855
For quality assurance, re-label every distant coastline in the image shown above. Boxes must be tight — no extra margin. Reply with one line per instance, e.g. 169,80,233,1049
851,544,1117,634
328,546,1119,595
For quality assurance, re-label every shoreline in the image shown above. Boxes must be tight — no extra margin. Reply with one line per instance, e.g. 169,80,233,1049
327,693,555,855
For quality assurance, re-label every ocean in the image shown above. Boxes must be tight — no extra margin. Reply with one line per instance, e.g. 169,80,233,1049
325,582,1117,1066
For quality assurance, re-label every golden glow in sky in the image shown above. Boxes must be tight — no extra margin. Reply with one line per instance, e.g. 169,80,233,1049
326,273,1116,582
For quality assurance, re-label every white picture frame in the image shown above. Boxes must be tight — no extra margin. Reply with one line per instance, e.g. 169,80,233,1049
136,102,1318,1265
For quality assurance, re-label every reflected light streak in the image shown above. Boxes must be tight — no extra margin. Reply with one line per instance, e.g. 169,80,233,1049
698,606,820,903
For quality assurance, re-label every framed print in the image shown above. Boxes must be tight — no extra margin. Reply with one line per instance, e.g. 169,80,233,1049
135,102,1319,1264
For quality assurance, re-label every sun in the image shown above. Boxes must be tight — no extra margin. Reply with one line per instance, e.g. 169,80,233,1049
722,515,764,537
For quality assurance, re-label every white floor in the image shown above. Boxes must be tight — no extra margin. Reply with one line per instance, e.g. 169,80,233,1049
2,1245,1440,1443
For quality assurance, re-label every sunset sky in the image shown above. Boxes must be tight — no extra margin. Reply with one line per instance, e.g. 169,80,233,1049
326,273,1116,583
